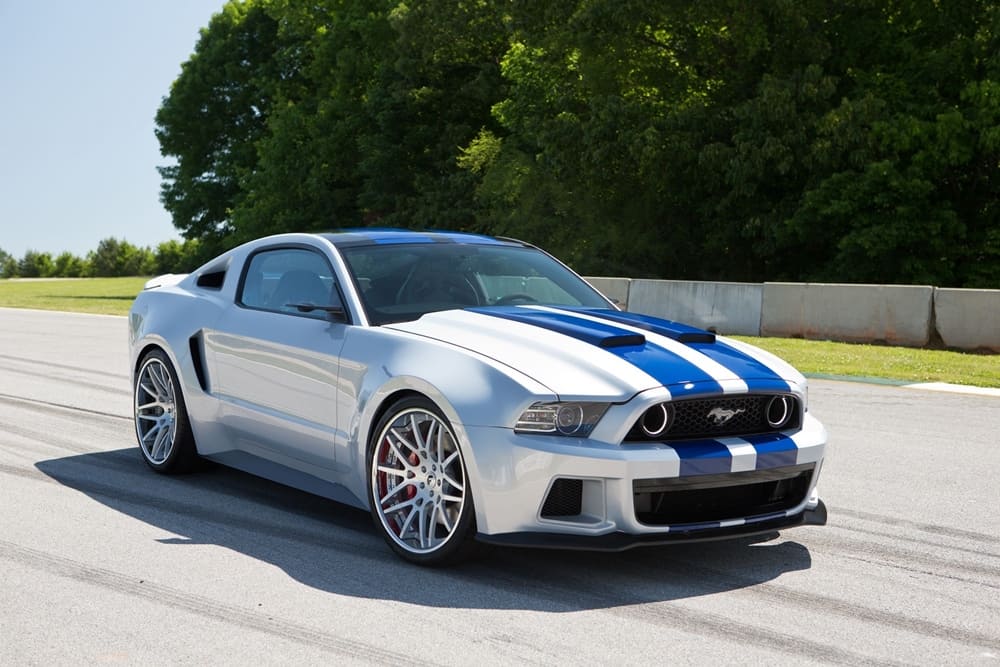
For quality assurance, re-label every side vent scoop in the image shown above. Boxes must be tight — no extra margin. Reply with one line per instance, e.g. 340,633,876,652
188,333,209,392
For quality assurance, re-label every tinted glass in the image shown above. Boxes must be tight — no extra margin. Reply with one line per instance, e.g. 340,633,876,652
239,247,342,320
340,243,609,325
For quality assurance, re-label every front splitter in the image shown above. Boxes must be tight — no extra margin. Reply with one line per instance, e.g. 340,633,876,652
477,500,827,552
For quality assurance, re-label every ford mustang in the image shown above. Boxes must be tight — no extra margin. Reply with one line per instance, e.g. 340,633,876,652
128,229,827,565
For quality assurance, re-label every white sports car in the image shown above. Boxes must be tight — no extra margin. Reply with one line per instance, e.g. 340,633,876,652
129,230,827,565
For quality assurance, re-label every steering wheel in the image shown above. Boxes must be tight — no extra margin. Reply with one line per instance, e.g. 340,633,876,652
397,272,481,306
493,293,539,306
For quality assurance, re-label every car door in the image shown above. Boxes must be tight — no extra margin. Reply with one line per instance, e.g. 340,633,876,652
203,245,349,473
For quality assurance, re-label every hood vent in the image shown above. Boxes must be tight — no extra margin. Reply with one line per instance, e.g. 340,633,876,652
577,309,716,344
471,307,646,348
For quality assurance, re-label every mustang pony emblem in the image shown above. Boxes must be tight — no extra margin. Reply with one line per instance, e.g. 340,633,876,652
707,407,746,426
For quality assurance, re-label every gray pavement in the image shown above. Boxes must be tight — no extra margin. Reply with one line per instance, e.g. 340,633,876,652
1,307,998,665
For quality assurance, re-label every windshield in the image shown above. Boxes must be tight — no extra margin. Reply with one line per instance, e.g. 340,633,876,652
339,243,611,325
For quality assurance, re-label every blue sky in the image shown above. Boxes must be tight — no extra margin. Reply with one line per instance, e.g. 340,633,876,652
0,1,225,259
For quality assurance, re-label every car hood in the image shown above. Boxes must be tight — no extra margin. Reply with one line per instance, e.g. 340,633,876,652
384,306,804,402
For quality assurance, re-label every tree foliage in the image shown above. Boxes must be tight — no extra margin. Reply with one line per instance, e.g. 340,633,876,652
155,0,1000,286
17,250,55,278
155,2,286,256
0,248,14,278
0,240,203,279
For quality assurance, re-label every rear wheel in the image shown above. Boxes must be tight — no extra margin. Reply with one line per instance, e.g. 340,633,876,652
367,397,477,565
134,349,198,473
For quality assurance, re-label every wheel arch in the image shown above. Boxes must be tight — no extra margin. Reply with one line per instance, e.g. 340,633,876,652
134,342,161,373
365,389,426,450
353,377,482,513
358,376,468,448
132,339,175,383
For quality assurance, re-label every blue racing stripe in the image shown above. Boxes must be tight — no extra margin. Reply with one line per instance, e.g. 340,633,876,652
691,339,791,391
744,433,799,469
426,230,507,244
673,440,733,476
473,307,724,393
330,229,511,246
372,234,441,244
570,308,716,343
562,307,790,388
471,307,645,347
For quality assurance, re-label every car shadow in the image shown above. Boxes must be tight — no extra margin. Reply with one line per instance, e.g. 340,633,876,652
36,448,815,612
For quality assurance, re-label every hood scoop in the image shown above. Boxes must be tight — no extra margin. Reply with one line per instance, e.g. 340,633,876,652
470,307,646,348
575,309,717,344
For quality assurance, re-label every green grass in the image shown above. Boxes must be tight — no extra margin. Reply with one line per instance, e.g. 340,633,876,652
2,277,997,387
0,277,147,315
733,335,1000,389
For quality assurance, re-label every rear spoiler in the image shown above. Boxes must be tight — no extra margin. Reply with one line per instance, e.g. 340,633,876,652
143,274,188,290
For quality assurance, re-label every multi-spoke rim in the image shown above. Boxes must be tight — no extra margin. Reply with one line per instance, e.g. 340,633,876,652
371,408,467,554
134,357,178,465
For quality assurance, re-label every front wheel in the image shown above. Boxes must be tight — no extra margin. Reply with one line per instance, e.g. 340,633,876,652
367,397,478,565
134,349,198,473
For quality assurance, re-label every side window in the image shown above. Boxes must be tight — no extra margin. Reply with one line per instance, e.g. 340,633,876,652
239,247,343,320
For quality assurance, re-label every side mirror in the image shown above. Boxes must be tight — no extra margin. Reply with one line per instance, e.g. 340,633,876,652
285,302,348,322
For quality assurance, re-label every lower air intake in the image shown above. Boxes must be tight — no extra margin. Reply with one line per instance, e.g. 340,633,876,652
541,478,583,518
633,464,814,525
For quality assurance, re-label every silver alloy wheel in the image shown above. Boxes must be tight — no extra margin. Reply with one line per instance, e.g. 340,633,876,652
135,357,178,465
371,408,467,554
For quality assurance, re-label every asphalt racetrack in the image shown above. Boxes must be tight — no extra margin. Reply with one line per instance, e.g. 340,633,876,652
1,308,998,665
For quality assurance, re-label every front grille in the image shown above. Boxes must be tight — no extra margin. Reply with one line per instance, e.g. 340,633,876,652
633,464,814,525
625,394,800,442
541,478,583,518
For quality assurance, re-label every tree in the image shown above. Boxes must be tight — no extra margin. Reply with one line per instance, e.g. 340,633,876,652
158,0,507,244
53,252,87,277
231,0,392,241
17,250,55,278
155,0,1000,286
353,0,507,230
88,238,154,277
156,1,288,250
153,239,204,274
0,255,16,278
0,248,12,278
781,0,1000,285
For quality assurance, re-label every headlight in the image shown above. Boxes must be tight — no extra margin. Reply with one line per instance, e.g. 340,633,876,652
515,402,609,437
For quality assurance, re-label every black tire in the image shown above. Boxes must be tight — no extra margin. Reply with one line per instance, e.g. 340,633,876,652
133,348,199,474
367,396,479,566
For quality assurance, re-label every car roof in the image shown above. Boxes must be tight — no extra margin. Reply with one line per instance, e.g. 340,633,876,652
319,229,526,248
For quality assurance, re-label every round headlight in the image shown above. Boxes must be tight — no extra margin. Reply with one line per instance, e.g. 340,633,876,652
766,395,794,428
640,403,673,437
555,404,584,435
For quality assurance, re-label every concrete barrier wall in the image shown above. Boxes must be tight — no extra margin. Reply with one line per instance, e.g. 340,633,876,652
761,283,934,347
584,275,997,351
627,279,763,335
584,277,631,307
934,288,1000,352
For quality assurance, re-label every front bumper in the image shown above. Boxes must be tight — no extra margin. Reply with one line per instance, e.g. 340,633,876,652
479,499,827,550
462,412,827,545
